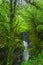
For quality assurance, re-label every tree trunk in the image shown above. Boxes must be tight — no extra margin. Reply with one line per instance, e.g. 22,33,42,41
6,0,17,65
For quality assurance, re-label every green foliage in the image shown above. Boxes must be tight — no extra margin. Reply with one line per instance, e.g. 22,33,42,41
37,25,43,32
21,50,43,65
0,0,43,65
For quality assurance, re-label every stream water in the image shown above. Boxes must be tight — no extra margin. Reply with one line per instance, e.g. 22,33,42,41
23,32,30,62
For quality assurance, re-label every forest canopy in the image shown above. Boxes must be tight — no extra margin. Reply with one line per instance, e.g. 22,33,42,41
0,0,43,65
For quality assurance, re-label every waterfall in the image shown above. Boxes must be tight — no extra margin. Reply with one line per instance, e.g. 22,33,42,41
23,32,30,62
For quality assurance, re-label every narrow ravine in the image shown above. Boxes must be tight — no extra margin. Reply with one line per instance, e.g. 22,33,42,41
23,32,30,62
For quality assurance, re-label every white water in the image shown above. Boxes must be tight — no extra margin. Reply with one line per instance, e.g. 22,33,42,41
23,33,30,62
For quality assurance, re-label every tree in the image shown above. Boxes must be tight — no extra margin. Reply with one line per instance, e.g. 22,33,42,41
6,0,17,65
